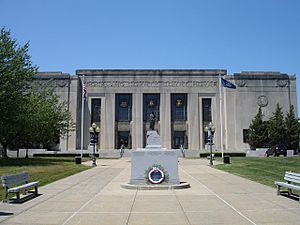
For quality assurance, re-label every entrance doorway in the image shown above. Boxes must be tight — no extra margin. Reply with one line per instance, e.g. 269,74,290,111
172,131,186,149
117,131,131,149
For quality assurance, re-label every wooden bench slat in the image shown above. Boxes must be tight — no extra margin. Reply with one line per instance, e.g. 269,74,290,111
285,174,300,180
286,172,300,178
8,182,39,193
284,173,300,184
2,172,30,187
2,172,29,180
284,178,300,184
274,181,300,191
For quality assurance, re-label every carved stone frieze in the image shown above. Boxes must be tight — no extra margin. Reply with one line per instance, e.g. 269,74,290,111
84,80,218,88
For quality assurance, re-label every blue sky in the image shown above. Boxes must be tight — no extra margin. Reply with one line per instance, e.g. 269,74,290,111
1,0,300,111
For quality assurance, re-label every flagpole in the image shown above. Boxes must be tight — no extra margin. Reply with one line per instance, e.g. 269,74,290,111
80,75,85,158
219,74,224,158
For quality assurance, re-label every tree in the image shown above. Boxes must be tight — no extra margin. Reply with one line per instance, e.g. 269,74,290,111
248,107,269,149
284,105,299,150
268,103,286,146
21,81,72,150
0,28,37,157
0,28,73,157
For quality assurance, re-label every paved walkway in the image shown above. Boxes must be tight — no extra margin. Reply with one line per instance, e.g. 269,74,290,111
0,158,299,225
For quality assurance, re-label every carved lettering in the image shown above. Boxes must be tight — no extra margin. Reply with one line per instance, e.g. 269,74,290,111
84,80,218,88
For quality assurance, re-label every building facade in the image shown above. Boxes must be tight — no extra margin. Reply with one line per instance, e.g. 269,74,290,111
36,69,297,153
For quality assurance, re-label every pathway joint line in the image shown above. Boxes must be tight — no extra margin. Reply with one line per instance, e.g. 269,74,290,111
0,163,115,224
180,166,258,225
61,160,125,225
173,189,192,225
125,188,138,225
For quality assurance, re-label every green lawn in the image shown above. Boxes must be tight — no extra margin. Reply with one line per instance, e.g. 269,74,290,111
0,157,92,201
215,157,300,194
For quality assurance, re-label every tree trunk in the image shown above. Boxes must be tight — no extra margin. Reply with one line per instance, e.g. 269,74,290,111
1,144,8,158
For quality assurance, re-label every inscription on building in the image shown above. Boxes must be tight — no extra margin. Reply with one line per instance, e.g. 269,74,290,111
84,80,218,88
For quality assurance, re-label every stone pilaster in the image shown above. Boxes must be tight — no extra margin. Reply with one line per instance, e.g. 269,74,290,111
211,95,220,149
160,93,171,149
83,97,91,149
132,93,143,149
100,97,106,149
103,93,115,149
199,97,204,150
188,93,200,150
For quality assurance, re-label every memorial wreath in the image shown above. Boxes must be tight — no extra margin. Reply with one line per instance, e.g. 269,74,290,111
144,164,169,184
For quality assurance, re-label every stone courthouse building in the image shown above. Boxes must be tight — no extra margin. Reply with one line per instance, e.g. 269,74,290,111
36,69,297,153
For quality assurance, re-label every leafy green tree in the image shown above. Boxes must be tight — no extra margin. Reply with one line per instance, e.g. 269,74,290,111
0,28,73,157
268,103,286,146
22,81,72,150
284,105,299,150
248,107,269,149
0,28,37,157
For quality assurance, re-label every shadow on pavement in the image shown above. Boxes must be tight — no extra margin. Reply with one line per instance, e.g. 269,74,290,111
7,193,42,204
0,212,14,216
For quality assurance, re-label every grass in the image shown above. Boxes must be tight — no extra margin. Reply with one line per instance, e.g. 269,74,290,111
0,157,92,201
215,157,300,195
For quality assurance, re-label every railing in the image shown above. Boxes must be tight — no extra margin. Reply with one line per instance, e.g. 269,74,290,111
180,145,185,158
119,144,125,158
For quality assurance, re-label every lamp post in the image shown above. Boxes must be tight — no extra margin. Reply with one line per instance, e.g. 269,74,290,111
89,122,100,166
204,122,215,166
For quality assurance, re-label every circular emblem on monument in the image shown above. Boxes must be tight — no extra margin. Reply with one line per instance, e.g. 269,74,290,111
56,80,67,87
145,164,169,184
257,95,268,107
277,80,288,87
120,99,128,108
148,99,156,107
175,99,183,107
148,167,164,184
235,79,246,87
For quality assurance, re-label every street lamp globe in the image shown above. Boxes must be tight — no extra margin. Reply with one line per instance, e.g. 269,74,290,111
96,127,100,133
204,126,209,133
211,126,215,133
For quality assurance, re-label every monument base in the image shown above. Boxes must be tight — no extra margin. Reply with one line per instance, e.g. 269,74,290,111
121,182,190,190
130,149,180,185
122,131,190,190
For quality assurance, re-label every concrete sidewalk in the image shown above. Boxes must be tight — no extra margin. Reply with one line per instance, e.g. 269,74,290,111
0,158,299,225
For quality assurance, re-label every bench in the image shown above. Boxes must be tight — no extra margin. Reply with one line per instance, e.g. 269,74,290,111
1,172,39,203
274,171,300,202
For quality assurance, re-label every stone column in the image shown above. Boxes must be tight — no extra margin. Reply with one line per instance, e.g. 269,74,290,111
160,93,171,149
188,93,200,150
132,93,143,149
103,93,115,149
